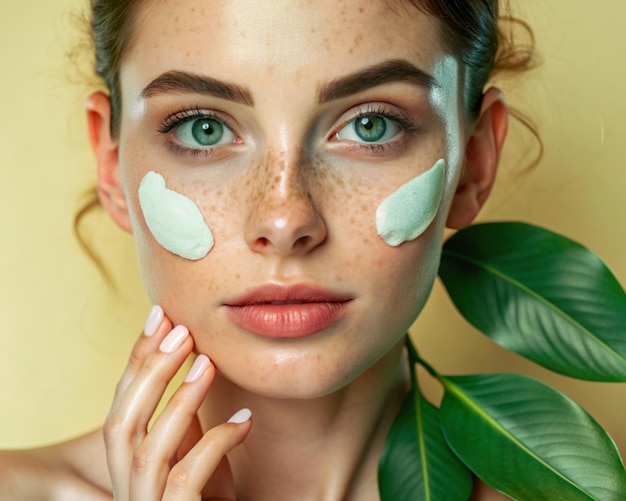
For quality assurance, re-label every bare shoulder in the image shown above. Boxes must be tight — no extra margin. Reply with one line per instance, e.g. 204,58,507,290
0,429,111,501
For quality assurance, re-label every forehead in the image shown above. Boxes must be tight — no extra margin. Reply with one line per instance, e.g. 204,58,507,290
123,0,445,91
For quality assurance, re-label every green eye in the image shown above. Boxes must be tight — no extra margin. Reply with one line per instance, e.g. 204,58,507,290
174,117,235,147
336,114,401,144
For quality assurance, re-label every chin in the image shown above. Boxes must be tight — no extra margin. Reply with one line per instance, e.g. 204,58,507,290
212,336,399,401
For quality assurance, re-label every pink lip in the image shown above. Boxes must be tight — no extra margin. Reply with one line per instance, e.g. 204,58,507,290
223,284,352,338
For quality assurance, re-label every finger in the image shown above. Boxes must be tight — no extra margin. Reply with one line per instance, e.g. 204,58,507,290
116,325,194,439
162,409,252,501
128,355,214,499
105,325,193,499
112,305,173,408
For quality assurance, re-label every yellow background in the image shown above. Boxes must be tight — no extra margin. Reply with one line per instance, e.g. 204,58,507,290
1,0,625,458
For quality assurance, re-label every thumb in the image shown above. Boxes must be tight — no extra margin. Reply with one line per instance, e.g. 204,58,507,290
178,414,247,500
201,455,237,500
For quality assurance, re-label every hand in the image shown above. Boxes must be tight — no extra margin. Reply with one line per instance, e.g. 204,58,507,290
103,305,251,500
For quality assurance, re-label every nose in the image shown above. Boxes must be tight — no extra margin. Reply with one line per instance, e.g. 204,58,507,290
244,154,327,256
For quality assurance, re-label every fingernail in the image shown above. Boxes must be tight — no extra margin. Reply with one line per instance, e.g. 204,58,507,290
159,325,189,353
144,305,163,337
227,408,252,424
184,354,211,383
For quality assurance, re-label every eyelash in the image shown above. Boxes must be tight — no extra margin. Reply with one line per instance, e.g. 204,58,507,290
158,107,220,133
157,107,238,158
156,105,419,157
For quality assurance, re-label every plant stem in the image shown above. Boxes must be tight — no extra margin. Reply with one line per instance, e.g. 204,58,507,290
405,335,440,379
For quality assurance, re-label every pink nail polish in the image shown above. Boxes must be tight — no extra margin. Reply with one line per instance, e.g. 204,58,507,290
144,305,163,337
184,355,211,383
227,408,252,424
159,325,189,353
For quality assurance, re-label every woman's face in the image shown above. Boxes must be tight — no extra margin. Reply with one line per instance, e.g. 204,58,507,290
114,0,466,398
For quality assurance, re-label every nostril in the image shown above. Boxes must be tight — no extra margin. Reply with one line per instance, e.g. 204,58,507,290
295,235,311,247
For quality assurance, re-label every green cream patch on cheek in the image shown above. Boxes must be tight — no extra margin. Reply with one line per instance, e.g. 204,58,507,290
138,171,214,260
375,159,446,247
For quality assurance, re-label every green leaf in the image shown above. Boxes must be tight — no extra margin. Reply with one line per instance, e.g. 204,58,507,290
379,386,473,501
440,373,626,501
439,222,626,382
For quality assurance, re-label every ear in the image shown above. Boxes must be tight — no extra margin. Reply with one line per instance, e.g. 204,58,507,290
85,92,132,233
446,87,508,229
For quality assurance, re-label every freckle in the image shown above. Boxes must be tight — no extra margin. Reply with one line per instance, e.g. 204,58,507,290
235,273,241,280
361,203,368,212
216,189,223,197
349,217,355,224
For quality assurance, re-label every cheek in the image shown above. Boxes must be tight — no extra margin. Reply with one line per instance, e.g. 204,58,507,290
128,175,231,314
310,161,443,284
364,223,443,351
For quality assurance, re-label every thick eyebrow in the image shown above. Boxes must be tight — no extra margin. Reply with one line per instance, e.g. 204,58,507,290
317,59,435,104
140,70,254,106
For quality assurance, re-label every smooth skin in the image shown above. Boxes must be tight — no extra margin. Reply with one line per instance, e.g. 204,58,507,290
0,0,511,499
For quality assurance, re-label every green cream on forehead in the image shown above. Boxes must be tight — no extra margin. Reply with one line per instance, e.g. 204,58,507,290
138,171,214,260
376,159,446,246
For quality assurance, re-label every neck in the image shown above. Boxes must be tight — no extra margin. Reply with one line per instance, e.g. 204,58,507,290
198,340,410,500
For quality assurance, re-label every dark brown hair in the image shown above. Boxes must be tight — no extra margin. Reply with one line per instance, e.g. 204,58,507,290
76,0,539,279
90,0,139,137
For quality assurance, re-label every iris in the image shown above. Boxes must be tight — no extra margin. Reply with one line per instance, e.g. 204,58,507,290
354,116,387,142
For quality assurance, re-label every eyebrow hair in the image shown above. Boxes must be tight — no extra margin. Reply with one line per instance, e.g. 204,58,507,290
141,70,255,106
317,59,435,104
